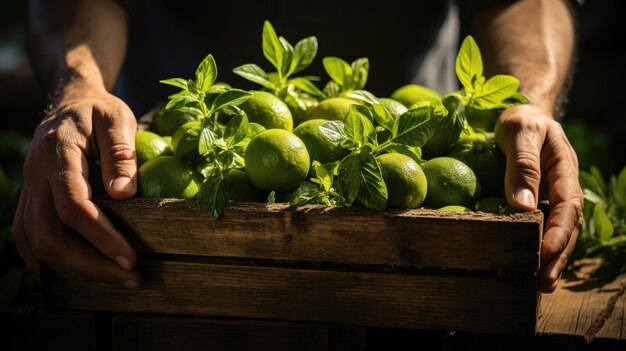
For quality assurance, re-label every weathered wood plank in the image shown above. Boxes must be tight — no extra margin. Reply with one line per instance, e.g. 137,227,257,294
112,316,363,351
41,259,537,336
537,259,626,340
94,197,543,272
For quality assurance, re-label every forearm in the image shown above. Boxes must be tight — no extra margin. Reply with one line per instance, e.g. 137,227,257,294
473,0,574,117
28,0,128,93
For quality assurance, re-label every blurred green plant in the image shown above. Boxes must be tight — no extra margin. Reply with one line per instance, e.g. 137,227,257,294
571,165,626,281
0,130,37,304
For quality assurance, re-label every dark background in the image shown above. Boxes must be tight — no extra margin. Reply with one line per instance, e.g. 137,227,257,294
0,0,624,174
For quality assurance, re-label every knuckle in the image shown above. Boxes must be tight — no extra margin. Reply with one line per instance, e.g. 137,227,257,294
102,144,136,165
512,151,542,182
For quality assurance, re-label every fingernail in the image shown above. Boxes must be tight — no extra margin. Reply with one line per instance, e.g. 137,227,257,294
122,280,140,289
514,188,535,209
111,176,135,193
115,255,132,270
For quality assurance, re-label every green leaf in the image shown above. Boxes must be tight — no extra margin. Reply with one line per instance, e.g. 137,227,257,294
224,111,249,147
1,268,23,304
580,169,606,199
198,174,230,219
159,78,188,90
441,94,466,146
199,119,217,156
288,77,324,97
262,21,284,73
379,143,423,163
323,81,342,98
500,91,530,108
323,57,351,87
351,58,369,90
391,106,443,147
615,166,626,208
456,35,483,91
310,161,332,192
473,75,519,109
291,36,318,75
593,205,614,241
165,90,199,110
319,120,348,148
346,90,380,106
233,64,275,90
356,151,388,211
344,104,376,146
211,89,252,112
583,189,606,207
195,54,217,93
278,36,294,77
372,104,395,132
267,191,276,204
336,151,361,205
590,166,607,195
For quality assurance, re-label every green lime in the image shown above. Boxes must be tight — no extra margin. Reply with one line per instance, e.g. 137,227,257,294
390,84,441,107
223,169,266,202
466,105,499,132
376,153,428,209
293,119,349,164
135,130,172,166
244,129,310,192
286,96,319,127
277,181,319,203
449,134,505,198
421,157,481,208
152,108,196,136
475,197,508,214
138,156,202,199
307,97,356,121
171,121,201,160
240,91,293,131
439,205,473,213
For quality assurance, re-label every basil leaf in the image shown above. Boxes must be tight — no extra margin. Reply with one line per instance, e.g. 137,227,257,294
336,151,361,205
211,89,252,112
456,35,483,91
310,160,333,192
198,173,230,219
372,104,394,131
199,120,217,156
442,94,466,146
195,54,217,93
357,151,388,211
344,104,376,145
323,81,342,98
224,110,249,147
500,91,530,108
267,191,276,204
233,64,275,90
262,21,284,73
593,205,614,241
391,106,442,147
379,143,423,163
347,90,380,106
351,57,369,90
278,36,294,77
323,56,351,87
159,78,188,90
319,120,348,149
473,75,519,109
583,189,606,207
288,77,324,97
291,36,318,75
615,166,626,208
165,90,199,110
591,165,607,196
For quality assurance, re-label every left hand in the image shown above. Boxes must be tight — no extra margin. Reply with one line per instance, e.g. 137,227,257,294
495,104,583,293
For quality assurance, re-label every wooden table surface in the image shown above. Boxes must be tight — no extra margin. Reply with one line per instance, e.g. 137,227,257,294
537,259,626,341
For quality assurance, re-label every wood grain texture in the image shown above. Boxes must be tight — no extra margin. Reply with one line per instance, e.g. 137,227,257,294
537,259,626,340
112,316,364,351
42,259,538,336
94,197,543,272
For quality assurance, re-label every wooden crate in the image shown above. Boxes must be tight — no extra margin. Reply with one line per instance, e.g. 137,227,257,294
41,197,543,336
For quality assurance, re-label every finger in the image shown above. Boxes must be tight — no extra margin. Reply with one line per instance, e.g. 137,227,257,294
31,187,142,288
498,125,544,211
51,141,137,270
94,102,138,199
539,214,580,293
12,189,39,272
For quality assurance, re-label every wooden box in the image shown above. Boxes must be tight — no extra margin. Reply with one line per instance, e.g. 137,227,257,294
41,197,543,336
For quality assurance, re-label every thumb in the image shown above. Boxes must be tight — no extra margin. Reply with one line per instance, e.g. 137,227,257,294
95,104,138,199
500,133,542,211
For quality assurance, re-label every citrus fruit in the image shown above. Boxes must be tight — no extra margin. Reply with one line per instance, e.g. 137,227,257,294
390,84,441,107
285,95,319,127
152,108,196,136
475,197,508,214
421,157,481,208
223,169,266,202
439,205,473,212
135,130,172,166
450,134,505,197
277,181,319,203
138,156,201,199
376,153,428,209
379,97,408,118
171,121,201,160
307,97,356,121
239,90,293,131
244,129,310,192
293,119,349,164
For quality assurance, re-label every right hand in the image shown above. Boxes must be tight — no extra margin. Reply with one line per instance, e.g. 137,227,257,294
12,78,143,289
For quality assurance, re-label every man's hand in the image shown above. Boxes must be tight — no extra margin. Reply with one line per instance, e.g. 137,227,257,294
12,78,143,288
495,104,583,293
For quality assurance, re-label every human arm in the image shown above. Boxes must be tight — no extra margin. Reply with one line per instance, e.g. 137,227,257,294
472,0,582,292
13,0,142,288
